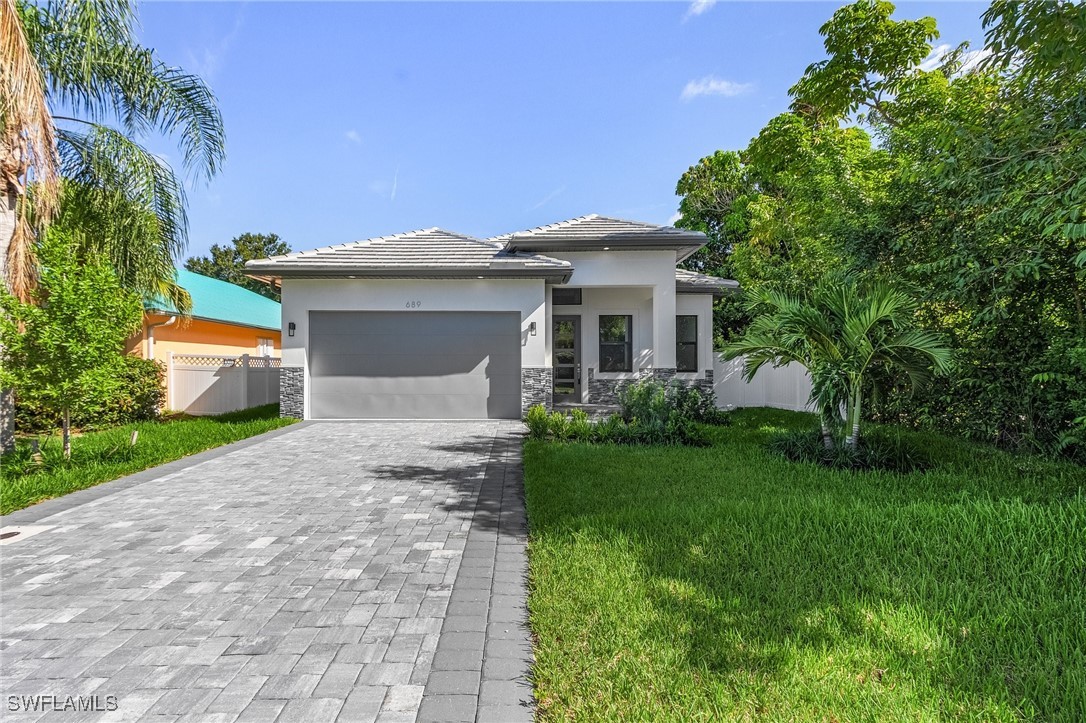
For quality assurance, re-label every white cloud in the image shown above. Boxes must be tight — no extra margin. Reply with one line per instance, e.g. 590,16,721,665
918,44,952,72
918,44,992,74
959,48,993,72
681,76,753,101
684,0,716,21
184,6,245,81
528,186,565,212
668,212,682,226
345,130,362,145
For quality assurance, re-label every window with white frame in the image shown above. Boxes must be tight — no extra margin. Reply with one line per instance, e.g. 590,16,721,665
257,337,274,356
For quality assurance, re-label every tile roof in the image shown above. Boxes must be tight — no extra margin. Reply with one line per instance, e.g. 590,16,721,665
244,228,571,280
146,269,281,330
499,214,707,258
675,268,740,295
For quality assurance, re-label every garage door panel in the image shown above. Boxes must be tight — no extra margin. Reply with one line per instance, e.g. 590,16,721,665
308,331,521,359
313,312,517,336
310,351,522,377
311,372,520,397
310,392,521,420
308,311,521,419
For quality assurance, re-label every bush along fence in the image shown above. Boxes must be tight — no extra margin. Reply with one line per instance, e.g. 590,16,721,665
168,353,280,416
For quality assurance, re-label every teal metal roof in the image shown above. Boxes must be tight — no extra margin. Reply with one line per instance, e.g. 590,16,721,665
147,269,281,331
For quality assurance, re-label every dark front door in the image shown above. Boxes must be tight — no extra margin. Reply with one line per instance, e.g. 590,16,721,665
552,316,581,403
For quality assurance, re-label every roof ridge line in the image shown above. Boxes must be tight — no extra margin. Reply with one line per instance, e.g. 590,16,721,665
505,214,598,238
260,227,489,261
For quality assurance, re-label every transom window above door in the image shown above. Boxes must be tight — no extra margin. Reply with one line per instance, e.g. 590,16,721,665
552,287,582,305
598,315,632,372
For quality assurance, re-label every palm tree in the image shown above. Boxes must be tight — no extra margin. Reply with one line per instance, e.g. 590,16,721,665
722,277,952,450
1,0,225,450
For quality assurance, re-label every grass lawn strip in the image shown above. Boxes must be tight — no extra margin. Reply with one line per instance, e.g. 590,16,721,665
1,404,295,515
523,408,1086,722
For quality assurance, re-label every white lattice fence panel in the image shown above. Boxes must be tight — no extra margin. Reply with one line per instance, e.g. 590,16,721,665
168,354,281,415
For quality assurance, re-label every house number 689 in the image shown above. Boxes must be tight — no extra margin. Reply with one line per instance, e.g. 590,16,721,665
405,300,422,309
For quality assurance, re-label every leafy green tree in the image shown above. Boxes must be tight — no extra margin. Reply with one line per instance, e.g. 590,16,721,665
801,0,1085,452
0,0,225,451
186,233,291,301
789,0,938,127
722,277,951,450
679,0,1085,455
0,231,143,458
674,116,892,343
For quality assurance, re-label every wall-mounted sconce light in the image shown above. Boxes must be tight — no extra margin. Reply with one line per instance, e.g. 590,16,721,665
288,322,296,337
529,321,537,336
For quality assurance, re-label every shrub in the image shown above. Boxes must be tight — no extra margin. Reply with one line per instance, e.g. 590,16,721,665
768,426,931,473
16,356,165,433
568,409,593,442
83,357,166,429
548,411,570,440
525,404,550,440
522,403,708,447
618,379,729,426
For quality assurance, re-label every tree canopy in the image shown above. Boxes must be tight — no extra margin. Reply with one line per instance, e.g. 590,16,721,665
185,232,291,301
676,0,1086,457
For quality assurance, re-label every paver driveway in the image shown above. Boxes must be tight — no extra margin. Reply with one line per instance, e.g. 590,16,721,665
0,421,533,722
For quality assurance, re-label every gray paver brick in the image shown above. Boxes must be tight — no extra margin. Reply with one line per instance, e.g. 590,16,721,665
417,694,477,722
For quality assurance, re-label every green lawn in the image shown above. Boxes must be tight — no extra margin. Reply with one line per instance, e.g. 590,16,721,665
523,408,1086,722
1,404,295,515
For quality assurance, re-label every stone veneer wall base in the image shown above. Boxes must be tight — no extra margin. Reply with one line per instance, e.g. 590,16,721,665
588,367,715,406
521,367,553,417
280,367,304,419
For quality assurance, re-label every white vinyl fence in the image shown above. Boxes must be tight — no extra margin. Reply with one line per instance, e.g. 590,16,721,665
168,353,280,416
713,353,815,412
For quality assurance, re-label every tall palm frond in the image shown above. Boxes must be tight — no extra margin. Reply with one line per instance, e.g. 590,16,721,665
56,179,191,314
57,124,188,264
10,0,226,314
23,0,224,181
0,0,58,300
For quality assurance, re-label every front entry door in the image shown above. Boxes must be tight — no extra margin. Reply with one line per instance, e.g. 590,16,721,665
552,316,581,403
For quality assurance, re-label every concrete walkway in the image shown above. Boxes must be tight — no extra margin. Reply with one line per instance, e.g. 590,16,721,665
0,421,533,722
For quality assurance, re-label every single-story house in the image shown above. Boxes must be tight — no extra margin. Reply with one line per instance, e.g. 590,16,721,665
128,269,282,400
244,215,737,420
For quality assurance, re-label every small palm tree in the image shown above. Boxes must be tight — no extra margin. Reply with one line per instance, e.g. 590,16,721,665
723,277,952,450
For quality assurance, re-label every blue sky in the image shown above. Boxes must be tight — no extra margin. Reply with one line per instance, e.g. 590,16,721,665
136,1,988,259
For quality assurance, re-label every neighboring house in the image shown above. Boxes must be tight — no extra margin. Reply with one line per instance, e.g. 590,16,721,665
245,215,736,420
128,269,282,404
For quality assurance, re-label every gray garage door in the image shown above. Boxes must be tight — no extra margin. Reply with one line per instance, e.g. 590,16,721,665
308,311,521,419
